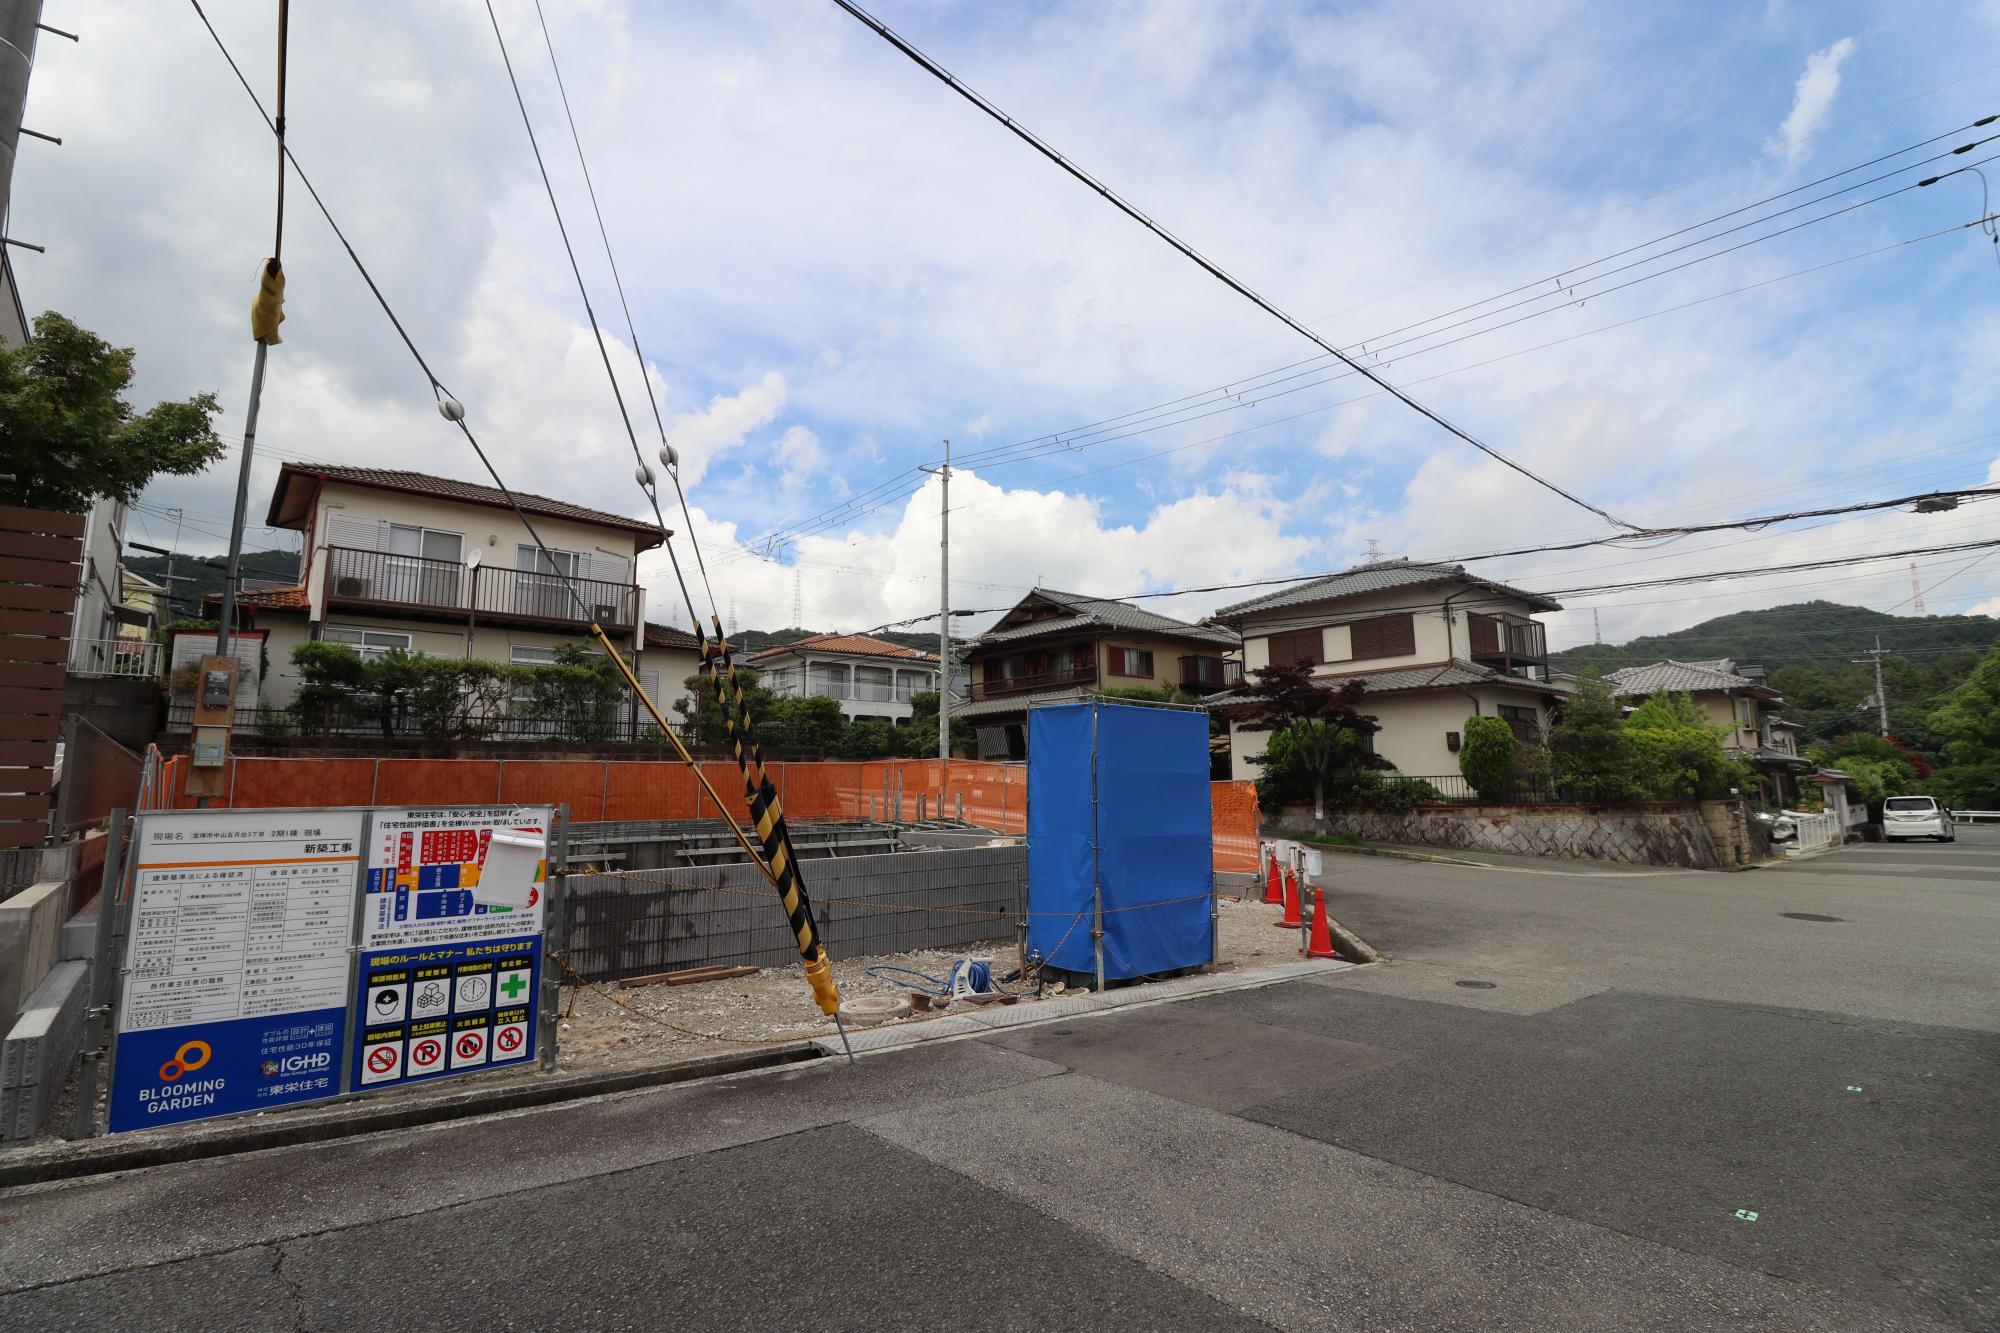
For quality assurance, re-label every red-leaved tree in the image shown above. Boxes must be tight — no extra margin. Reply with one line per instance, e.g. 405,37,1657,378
1231,664,1389,831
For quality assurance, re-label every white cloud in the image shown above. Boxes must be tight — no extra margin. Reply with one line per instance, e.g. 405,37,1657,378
1771,36,1856,166
771,424,825,492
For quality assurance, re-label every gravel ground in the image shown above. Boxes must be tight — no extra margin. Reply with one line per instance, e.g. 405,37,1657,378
554,894,1312,1070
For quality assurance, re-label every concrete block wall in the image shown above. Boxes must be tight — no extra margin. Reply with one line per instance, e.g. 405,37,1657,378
2,960,87,1141
563,846,1025,982
0,880,67,1027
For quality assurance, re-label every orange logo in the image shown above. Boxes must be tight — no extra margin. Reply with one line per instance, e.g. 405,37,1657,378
158,1040,212,1081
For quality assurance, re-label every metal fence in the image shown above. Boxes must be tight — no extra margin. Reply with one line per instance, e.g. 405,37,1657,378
1380,774,1570,804
67,636,162,679
1787,809,1841,852
166,699,699,746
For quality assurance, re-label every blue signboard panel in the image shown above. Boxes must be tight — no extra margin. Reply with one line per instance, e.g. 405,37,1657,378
351,935,540,1087
109,1008,344,1133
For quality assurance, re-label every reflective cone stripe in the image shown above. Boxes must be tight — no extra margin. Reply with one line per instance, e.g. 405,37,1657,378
1263,851,1283,906
1306,887,1340,959
1273,867,1304,929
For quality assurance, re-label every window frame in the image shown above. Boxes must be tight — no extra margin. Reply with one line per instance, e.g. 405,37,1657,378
1347,613,1416,662
322,625,414,662
1108,646,1155,678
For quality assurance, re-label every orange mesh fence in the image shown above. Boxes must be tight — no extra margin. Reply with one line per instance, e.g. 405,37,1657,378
694,761,755,825
603,761,702,822
229,757,376,808
373,759,500,808
499,762,609,821
778,761,865,821
1209,779,1261,874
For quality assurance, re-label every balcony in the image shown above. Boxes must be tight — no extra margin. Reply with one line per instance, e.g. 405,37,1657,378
969,663,1097,701
1467,612,1547,673
323,546,637,631
1179,655,1241,693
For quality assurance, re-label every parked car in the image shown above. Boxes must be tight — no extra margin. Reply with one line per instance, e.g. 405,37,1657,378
1881,795,1955,843
1754,810,1797,842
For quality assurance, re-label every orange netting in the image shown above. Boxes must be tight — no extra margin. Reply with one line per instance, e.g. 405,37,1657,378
1209,779,1261,874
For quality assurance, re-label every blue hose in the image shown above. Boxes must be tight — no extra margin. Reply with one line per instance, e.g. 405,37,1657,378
864,960,995,997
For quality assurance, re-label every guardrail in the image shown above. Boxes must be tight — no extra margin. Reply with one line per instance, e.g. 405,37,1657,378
1949,810,1999,823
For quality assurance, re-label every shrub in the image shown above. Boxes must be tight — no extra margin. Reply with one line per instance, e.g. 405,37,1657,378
1458,716,1516,799
1550,674,1644,802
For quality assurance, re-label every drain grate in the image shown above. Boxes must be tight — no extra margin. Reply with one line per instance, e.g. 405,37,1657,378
1781,912,1844,922
1454,980,1499,989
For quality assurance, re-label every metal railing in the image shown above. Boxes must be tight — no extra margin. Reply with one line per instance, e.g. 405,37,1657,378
67,636,162,679
1467,612,1548,666
1179,655,1240,692
323,545,638,628
166,699,696,745
1785,809,1841,852
970,663,1097,700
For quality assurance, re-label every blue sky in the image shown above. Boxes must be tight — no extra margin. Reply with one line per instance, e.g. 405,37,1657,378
14,0,2000,645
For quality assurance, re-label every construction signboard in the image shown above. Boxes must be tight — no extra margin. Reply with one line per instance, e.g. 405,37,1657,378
105,805,553,1135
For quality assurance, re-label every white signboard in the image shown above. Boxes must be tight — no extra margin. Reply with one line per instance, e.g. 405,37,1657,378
118,809,364,1033
359,806,551,947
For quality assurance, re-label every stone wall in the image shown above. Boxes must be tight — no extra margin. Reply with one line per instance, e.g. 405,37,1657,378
1273,802,1725,869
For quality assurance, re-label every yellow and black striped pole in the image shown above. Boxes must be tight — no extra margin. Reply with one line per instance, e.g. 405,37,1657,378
696,619,839,1013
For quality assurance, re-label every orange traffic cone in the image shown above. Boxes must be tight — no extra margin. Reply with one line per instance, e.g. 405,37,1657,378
1263,850,1283,906
1273,867,1304,928
1306,887,1339,959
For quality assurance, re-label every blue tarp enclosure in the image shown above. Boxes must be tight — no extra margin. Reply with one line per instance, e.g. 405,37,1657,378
1026,701,1213,980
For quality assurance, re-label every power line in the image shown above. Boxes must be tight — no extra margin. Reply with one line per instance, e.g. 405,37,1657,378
831,0,1633,530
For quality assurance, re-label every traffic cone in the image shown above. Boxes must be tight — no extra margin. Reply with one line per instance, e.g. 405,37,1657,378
1263,850,1284,905
1306,887,1339,958
1273,867,1304,928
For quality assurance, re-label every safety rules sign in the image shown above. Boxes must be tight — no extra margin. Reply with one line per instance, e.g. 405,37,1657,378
106,805,553,1135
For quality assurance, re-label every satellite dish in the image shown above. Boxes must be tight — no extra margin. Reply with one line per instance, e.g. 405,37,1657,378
466,549,482,570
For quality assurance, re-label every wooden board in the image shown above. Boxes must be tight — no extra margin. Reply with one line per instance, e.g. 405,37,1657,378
0,794,55,822
0,584,75,613
0,635,66,664
0,660,66,690
0,505,87,537
0,555,83,587
0,818,49,850
0,713,61,742
0,740,58,767
619,965,761,989
0,686,65,716
0,608,73,638
0,532,86,562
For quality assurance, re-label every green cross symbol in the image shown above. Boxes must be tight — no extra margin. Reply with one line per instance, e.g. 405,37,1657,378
499,971,527,1001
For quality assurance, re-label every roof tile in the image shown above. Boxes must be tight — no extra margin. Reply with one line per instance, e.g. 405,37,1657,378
973,588,1237,648
745,632,938,663
287,465,663,539
1214,559,1560,620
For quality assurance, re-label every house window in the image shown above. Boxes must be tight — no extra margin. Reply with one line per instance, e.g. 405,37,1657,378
1497,704,1537,723
515,545,583,618
1108,646,1154,677
854,665,894,702
323,626,413,662
383,524,463,606
1348,613,1416,661
1264,628,1321,669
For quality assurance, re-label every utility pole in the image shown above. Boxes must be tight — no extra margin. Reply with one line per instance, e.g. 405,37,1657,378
1855,636,1891,738
919,439,952,765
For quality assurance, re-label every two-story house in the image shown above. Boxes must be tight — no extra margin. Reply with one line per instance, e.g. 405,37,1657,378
210,464,702,725
958,588,1240,759
746,633,941,725
1211,558,1572,780
1604,658,1811,802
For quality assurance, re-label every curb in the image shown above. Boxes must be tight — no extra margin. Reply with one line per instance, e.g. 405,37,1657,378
0,1044,819,1191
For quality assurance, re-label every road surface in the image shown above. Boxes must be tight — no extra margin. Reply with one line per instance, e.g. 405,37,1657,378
3,830,1995,1330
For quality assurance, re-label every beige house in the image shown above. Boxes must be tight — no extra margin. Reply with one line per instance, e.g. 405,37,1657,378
1212,558,1572,781
746,633,940,726
1604,658,1810,802
209,464,702,727
959,588,1240,758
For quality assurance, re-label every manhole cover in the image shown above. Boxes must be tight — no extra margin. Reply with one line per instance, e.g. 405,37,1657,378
1781,912,1844,922
1454,980,1498,990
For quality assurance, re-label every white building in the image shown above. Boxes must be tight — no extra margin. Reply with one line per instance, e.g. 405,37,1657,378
745,633,940,725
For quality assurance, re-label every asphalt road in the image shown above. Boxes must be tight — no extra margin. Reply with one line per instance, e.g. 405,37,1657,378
3,831,1995,1331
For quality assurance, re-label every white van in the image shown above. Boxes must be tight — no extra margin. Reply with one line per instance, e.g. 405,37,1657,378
1882,795,1955,843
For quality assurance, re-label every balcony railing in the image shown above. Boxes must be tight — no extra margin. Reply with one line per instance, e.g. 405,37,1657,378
68,636,163,679
324,546,637,628
1467,613,1547,669
969,663,1097,700
1179,655,1241,693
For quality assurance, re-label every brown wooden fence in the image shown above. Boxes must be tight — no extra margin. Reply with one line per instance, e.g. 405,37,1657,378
0,506,84,848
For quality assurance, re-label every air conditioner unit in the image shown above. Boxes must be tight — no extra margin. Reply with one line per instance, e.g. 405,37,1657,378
334,575,371,598
593,602,620,624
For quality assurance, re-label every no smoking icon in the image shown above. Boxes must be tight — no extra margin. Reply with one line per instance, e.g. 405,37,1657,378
366,1046,398,1075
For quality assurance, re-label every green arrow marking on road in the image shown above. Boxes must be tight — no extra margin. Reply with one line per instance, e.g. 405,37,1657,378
499,972,527,1001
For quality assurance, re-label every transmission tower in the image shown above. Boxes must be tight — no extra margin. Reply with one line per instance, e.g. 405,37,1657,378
1908,561,1927,615
792,565,803,631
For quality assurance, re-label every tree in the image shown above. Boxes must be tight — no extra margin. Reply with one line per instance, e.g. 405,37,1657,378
1458,716,1515,799
1926,642,2000,808
766,694,845,751
905,690,975,757
1549,674,1643,802
1231,664,1387,832
0,311,224,512
1624,690,1748,799
674,666,783,748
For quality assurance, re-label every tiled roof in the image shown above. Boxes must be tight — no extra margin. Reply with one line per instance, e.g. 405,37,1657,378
951,686,1092,720
1748,746,1812,768
1206,659,1572,708
644,622,701,651
973,588,1238,648
745,632,938,664
275,464,664,540
1604,659,1761,696
1213,559,1561,620
201,586,311,612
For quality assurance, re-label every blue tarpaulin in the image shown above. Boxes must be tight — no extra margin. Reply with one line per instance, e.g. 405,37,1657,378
1026,701,1213,979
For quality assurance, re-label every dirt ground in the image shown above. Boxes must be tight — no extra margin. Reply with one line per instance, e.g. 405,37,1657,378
553,893,1319,1069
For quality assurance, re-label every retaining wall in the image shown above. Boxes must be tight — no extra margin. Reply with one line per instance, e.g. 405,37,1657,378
561,845,1025,982
1275,802,1725,868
